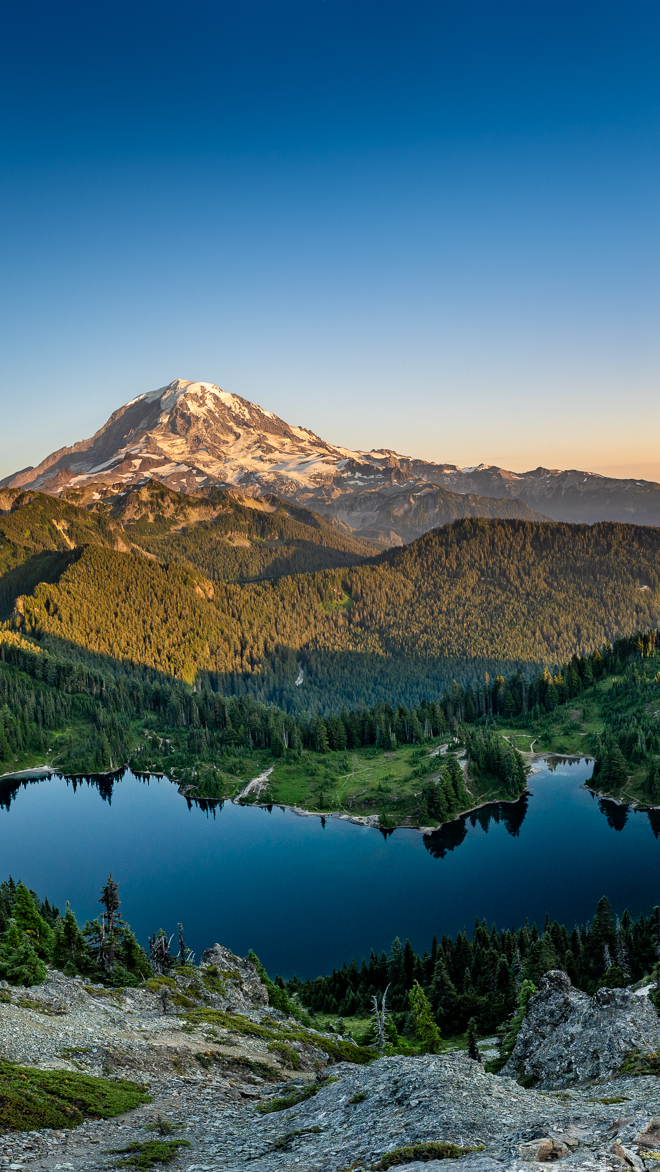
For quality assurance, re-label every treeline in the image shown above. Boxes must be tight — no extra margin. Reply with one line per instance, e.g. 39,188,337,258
1,624,652,781
291,896,660,1036
10,518,660,703
0,875,151,987
0,631,527,787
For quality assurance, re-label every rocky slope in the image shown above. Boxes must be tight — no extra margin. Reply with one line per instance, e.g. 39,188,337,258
17,377,660,544
3,962,660,1170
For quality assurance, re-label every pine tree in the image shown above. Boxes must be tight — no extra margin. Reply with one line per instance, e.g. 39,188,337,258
13,882,53,959
606,747,628,788
408,981,442,1053
52,903,88,975
466,1017,481,1061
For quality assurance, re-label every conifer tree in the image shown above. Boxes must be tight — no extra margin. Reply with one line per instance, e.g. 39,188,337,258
466,1017,481,1061
13,882,53,959
408,981,442,1053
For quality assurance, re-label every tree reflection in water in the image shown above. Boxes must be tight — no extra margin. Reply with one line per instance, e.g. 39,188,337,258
598,798,629,832
423,793,529,859
0,769,125,810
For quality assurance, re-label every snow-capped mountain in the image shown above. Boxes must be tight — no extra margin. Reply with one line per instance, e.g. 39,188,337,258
4,378,660,541
3,380,352,496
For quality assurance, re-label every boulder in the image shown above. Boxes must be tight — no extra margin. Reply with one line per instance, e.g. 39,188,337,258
502,969,660,1088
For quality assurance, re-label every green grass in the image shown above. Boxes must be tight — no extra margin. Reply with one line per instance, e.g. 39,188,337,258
370,1141,484,1168
236,740,508,828
107,1139,191,1168
181,733,526,828
0,1061,151,1131
182,1007,376,1066
186,740,461,826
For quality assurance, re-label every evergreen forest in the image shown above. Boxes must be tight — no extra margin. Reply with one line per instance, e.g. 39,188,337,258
4,505,659,707
3,871,658,1068
291,895,660,1047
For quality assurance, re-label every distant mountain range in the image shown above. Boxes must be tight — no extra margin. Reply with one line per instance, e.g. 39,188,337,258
4,378,660,543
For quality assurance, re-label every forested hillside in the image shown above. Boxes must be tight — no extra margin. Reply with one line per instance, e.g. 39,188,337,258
90,480,374,579
0,483,373,623
1,623,656,828
8,517,660,706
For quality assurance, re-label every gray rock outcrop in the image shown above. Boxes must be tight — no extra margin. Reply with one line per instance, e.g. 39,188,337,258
200,941,269,1010
502,969,660,1088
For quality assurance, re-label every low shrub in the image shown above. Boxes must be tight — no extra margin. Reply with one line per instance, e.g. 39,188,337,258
0,1061,150,1131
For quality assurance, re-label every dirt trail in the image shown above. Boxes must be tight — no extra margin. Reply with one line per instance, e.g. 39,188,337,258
236,767,274,800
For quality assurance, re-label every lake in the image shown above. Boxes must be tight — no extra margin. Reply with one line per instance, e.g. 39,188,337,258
1,756,659,978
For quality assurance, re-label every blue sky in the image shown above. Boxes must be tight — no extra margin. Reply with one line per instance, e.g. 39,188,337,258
1,0,659,479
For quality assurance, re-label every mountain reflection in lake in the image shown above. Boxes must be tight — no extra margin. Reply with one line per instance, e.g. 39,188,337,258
2,755,660,978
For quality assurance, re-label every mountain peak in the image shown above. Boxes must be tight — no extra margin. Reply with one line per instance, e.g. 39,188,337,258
132,379,278,424
4,378,660,540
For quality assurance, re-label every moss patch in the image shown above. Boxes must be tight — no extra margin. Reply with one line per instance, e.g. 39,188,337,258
272,1126,321,1150
253,1073,335,1111
107,1138,191,1168
15,996,66,1016
194,1050,278,1080
84,985,123,1002
182,1007,374,1066
143,976,177,993
200,966,234,995
267,1041,301,1069
618,1049,660,1076
256,1083,322,1114
0,1061,151,1131
371,1141,484,1168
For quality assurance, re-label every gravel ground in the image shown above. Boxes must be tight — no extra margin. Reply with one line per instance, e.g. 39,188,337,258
3,1055,660,1171
2,962,660,1171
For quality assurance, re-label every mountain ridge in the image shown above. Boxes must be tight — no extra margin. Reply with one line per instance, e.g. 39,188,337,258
4,378,660,541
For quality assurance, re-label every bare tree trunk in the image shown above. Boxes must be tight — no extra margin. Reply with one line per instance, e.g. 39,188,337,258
371,983,391,1051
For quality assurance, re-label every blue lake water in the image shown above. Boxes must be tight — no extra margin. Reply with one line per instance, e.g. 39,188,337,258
1,757,659,978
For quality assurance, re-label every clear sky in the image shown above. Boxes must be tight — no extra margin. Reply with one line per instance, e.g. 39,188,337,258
1,0,659,481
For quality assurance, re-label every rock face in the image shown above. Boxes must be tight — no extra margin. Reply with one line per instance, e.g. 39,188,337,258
212,1052,660,1171
199,942,269,1010
5,377,660,541
502,970,660,1088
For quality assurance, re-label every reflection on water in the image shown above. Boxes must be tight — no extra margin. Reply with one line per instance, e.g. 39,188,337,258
3,753,659,844
2,755,660,977
546,755,592,772
0,771,121,811
424,793,529,858
599,798,629,832
0,768,227,817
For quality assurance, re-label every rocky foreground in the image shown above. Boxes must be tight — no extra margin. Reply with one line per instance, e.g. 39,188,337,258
1,959,660,1171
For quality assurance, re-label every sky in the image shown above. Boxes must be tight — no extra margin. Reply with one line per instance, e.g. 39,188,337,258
1,0,659,481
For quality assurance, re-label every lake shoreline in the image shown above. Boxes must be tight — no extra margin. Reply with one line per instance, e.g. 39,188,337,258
582,783,660,814
227,751,599,834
